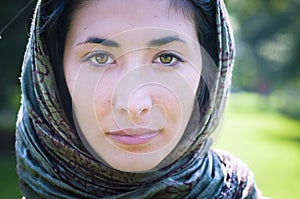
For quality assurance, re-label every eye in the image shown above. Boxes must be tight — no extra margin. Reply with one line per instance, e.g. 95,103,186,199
153,52,183,67
83,51,115,67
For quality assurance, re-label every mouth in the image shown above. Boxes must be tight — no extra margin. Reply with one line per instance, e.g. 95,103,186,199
106,128,160,145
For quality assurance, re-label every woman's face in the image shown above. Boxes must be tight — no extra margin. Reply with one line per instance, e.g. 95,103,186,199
64,0,202,172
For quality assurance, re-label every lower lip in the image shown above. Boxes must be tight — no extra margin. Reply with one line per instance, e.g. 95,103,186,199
107,131,159,145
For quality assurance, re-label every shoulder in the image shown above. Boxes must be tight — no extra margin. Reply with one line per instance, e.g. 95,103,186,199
213,149,253,181
212,149,261,199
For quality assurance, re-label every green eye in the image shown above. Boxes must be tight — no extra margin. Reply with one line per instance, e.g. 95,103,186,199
159,54,173,64
154,53,183,67
84,52,115,67
95,54,109,64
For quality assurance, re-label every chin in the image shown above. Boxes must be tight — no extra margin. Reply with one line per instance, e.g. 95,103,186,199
96,143,179,172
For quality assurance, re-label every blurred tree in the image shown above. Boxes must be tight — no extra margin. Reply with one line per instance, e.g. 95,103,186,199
0,0,300,131
0,0,34,131
226,0,300,94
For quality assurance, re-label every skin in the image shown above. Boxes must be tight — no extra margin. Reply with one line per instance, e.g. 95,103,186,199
64,0,202,172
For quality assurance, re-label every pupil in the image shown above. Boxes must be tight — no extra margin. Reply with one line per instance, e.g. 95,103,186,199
96,54,108,64
160,55,172,64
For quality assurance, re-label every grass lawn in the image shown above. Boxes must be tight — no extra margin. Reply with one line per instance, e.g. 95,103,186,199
1,93,299,198
0,156,22,198
215,93,300,199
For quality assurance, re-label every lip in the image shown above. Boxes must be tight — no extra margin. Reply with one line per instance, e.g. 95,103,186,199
106,128,160,145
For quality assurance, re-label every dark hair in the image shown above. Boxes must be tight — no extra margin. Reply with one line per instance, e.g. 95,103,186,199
41,0,82,124
169,0,218,114
40,0,217,125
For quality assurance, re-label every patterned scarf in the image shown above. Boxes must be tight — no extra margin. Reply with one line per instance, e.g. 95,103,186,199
16,0,259,198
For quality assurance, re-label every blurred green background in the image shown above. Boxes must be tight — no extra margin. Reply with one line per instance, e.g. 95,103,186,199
0,0,299,198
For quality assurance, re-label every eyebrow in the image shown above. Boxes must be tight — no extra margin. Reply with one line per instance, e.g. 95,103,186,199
77,35,186,47
77,37,119,47
148,36,186,47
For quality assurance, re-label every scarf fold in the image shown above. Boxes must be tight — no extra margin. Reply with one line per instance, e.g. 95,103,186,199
16,0,259,198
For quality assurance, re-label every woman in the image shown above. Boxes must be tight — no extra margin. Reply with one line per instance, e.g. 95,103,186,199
16,0,261,198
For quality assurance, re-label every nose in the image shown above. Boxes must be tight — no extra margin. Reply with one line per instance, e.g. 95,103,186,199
112,52,153,122
115,89,152,119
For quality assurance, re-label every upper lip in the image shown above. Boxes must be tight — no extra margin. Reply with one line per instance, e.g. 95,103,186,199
107,128,159,136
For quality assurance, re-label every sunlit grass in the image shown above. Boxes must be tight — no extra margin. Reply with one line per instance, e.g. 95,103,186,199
0,157,22,198
1,93,299,198
215,92,300,199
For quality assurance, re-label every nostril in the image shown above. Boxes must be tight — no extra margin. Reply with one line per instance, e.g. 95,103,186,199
113,91,152,119
128,108,146,119
139,108,149,115
132,108,148,118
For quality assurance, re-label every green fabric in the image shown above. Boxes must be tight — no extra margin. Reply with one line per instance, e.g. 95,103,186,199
16,0,259,198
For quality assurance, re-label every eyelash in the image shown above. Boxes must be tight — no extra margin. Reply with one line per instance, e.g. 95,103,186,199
82,51,184,68
82,51,115,67
153,52,184,67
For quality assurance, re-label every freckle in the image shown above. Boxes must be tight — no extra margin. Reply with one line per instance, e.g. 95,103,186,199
84,27,87,30
154,15,157,18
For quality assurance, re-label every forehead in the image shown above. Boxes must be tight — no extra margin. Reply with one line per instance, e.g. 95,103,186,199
68,0,198,45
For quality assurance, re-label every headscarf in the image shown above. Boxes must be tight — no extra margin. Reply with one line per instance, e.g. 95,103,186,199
16,0,259,198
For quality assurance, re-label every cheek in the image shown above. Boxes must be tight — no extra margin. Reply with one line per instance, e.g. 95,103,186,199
150,87,181,124
95,83,113,115
64,64,77,95
163,96,180,122
93,71,118,124
180,64,201,95
64,60,112,122
159,79,198,133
